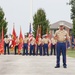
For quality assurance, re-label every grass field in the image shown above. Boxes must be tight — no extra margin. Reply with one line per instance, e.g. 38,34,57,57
67,49,75,58
5,48,75,58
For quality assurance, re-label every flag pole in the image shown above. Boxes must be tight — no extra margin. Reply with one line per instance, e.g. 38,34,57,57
13,23,15,30
30,0,33,24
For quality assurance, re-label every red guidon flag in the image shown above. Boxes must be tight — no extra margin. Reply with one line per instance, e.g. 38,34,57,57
11,25,16,50
36,25,39,44
0,27,4,54
36,25,41,44
18,26,23,54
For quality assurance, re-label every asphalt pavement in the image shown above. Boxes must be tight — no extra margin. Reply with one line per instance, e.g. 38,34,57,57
0,55,75,75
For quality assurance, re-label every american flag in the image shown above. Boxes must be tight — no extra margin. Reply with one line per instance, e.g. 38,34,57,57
28,23,33,41
28,23,32,50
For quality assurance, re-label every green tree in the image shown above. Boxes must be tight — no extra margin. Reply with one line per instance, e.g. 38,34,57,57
33,8,50,38
0,7,8,38
72,18,75,37
69,0,75,37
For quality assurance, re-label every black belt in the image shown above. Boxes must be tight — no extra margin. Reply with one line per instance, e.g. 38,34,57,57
57,41,66,43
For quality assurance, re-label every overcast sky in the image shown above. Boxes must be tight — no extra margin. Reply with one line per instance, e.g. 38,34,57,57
0,0,71,36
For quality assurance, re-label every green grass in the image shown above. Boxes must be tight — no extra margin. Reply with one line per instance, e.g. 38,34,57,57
8,48,75,58
67,49,75,58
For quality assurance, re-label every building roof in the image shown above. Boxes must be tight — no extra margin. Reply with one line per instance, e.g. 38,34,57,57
50,20,73,29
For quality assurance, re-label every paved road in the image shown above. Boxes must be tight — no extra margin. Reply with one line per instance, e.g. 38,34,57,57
0,55,75,75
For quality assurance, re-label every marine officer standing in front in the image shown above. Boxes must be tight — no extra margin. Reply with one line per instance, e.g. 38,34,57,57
54,22,71,68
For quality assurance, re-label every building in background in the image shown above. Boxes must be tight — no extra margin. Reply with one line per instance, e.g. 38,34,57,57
50,20,73,36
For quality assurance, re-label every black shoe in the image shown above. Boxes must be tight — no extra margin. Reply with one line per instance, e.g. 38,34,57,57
63,66,67,68
47,54,49,56
22,54,25,56
26,54,28,56
55,66,60,68
40,55,42,56
15,53,17,55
